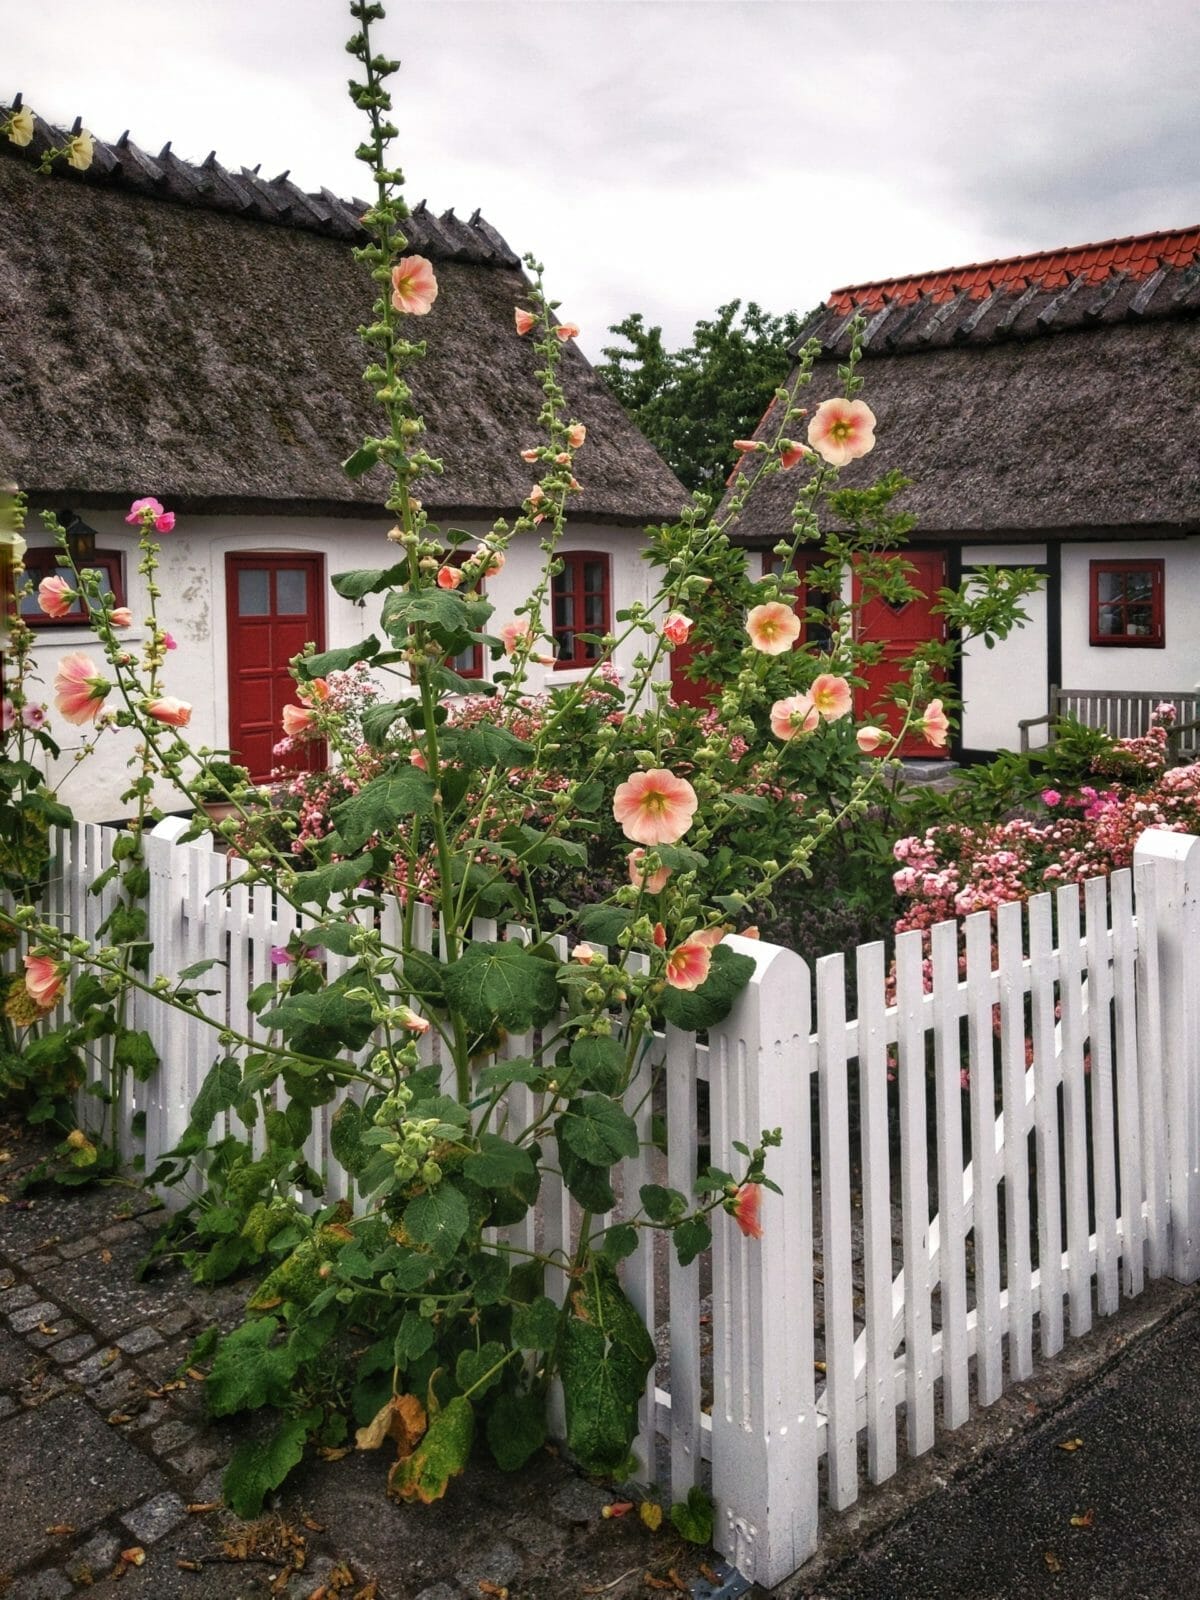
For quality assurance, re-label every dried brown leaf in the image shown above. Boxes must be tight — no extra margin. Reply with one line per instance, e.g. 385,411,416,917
99,1250,113,1264
639,1501,664,1533
1070,1508,1095,1528
120,1547,146,1567
187,1502,221,1514
1044,1551,1063,1573
1057,1436,1084,1452
45,1523,75,1537
478,1583,509,1599
36,1322,57,1336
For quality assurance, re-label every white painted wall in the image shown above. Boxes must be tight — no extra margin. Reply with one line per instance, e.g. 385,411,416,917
21,511,663,821
1060,538,1200,694
960,580,1049,751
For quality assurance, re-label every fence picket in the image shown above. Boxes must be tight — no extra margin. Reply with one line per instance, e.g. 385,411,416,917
666,1020,702,1496
816,953,857,1508
895,930,935,1455
964,911,1002,1404
997,899,1033,1381
854,941,896,1483
1056,884,1093,1337
1085,875,1120,1315
1109,870,1144,1295
931,917,970,1427
1133,856,1168,1277
1028,892,1065,1354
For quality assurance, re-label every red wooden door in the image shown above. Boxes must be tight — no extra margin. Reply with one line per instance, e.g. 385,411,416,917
853,550,948,757
226,553,326,781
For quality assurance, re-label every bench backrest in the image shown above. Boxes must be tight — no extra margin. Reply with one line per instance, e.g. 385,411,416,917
1051,687,1200,752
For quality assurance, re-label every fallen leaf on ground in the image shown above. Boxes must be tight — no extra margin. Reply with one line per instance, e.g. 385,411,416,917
107,1413,133,1426
317,1446,351,1461
1070,1508,1095,1528
1057,1436,1084,1452
120,1547,146,1566
99,1249,113,1264
1044,1551,1063,1573
45,1523,75,1537
186,1367,206,1382
640,1501,664,1532
301,1515,326,1533
645,1572,687,1593
478,1583,509,1598
187,1502,221,1514
100,1348,120,1367
699,1565,721,1583
177,1559,203,1571
36,1322,57,1336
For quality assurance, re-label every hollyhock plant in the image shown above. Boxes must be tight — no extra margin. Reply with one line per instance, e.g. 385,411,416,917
21,705,47,730
809,673,853,722
807,396,877,466
390,254,438,315
281,703,315,739
779,440,809,470
1,699,14,733
53,653,111,724
770,694,819,741
612,768,699,846
125,497,164,525
567,423,586,449
5,105,34,147
162,632,178,651
553,321,580,341
109,606,133,628
746,601,801,655
628,847,671,895
37,574,75,618
436,565,464,590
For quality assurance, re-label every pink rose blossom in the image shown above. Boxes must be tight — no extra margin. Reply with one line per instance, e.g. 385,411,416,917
807,397,877,466
612,768,699,846
567,423,586,449
921,698,951,749
730,1183,763,1240
147,696,192,728
628,847,671,895
856,725,887,754
770,694,819,741
553,321,580,341
746,601,801,655
809,673,853,722
662,610,693,647
514,307,536,336
666,941,713,991
436,566,464,590
390,254,438,315
37,575,75,619
53,653,111,725
281,703,315,739
109,606,133,628
126,497,165,525
23,953,65,1011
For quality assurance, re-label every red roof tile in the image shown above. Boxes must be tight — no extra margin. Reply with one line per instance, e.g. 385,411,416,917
827,225,1200,312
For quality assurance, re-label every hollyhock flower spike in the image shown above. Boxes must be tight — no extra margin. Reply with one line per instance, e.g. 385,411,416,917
37,575,75,619
53,654,111,725
6,106,34,148
746,601,801,656
126,497,164,525
807,397,876,467
109,606,133,628
628,848,671,895
809,673,853,722
729,1183,763,1240
390,254,438,315
554,321,580,341
514,306,536,336
921,698,951,749
23,953,65,1011
147,696,192,728
770,694,819,741
282,704,315,739
436,566,464,590
612,768,698,846
662,611,693,647
856,725,886,754
666,941,713,991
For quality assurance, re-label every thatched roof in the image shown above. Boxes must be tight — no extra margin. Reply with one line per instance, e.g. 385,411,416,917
0,108,684,525
726,228,1200,544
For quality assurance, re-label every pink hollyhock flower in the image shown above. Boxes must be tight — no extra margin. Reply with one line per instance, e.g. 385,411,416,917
24,953,65,1011
689,926,725,949
746,601,801,655
269,946,292,967
628,847,671,895
410,748,427,770
126,497,165,525
554,322,580,341
662,610,693,647
770,694,819,741
22,704,47,730
162,632,178,651
571,943,599,964
652,922,667,949
921,698,951,748
500,619,532,656
779,440,810,470
732,439,763,454
436,566,464,590
147,696,192,728
109,606,133,628
810,673,853,722
554,452,571,465
514,306,536,336
155,511,175,533
567,423,586,449
528,484,545,506
742,925,761,940
390,254,438,315
481,548,505,577
520,448,540,464
301,677,329,704
53,654,111,725
398,1005,431,1035
282,703,314,739
1,699,14,732
1041,789,1062,807
856,725,886,754
666,940,713,990
807,397,877,467
729,1183,763,1240
612,768,699,846
37,575,75,618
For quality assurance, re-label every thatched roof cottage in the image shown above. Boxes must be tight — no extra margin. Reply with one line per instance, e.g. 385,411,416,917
1,107,684,815
719,228,1200,756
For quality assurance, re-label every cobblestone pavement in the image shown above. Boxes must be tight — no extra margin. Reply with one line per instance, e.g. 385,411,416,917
0,1125,731,1600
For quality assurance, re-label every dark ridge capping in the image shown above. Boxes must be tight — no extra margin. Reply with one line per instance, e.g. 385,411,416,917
860,302,895,349
996,283,1040,336
955,288,1002,341
1036,274,1088,330
882,295,931,349
1130,268,1168,316
916,290,971,344
1084,272,1129,319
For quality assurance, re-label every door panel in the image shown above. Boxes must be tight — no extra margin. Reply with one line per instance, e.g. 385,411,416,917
853,550,949,758
226,554,326,781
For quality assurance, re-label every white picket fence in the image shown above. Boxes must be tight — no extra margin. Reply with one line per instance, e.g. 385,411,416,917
18,819,1200,1587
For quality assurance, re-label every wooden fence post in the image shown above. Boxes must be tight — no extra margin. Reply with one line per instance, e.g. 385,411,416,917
1134,830,1200,1284
707,935,817,1590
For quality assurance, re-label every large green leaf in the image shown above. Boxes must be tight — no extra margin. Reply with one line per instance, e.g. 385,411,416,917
223,1408,321,1518
442,941,561,1036
298,637,380,679
390,1394,475,1503
486,1390,547,1472
290,858,368,908
331,561,408,600
560,1259,656,1474
557,1144,616,1212
174,1054,241,1154
556,1095,640,1166
331,765,436,852
259,988,375,1060
403,1184,470,1264
443,723,534,770
569,1035,625,1094
575,905,634,946
659,943,757,1031
329,1098,369,1176
206,1317,298,1416
462,1133,536,1190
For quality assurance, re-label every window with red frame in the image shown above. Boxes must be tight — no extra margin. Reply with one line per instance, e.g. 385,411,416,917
762,552,834,649
19,548,125,627
444,555,485,680
552,552,610,668
1090,559,1164,647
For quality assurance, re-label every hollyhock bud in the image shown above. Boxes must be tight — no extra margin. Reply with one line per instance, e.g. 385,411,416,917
514,306,536,336
662,610,693,647
109,606,134,628
436,566,464,590
856,725,886,754
147,696,192,728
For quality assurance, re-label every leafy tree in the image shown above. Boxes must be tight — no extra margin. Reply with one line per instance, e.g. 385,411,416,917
597,300,805,492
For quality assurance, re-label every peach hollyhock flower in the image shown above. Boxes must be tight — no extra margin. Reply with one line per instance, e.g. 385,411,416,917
520,448,540,464
666,940,713,991
612,768,699,846
281,703,314,739
921,698,951,749
53,654,111,725
480,548,505,576
66,130,94,171
662,610,693,647
24,953,66,1011
571,943,599,964
436,566,464,590
6,107,34,147
628,847,671,895
746,601,801,655
147,696,192,728
514,306,536,335
301,677,329,704
410,748,427,770
37,575,75,618
126,497,164,525
528,484,545,507
689,925,726,948
807,397,877,467
809,673,853,722
554,322,580,341
567,423,586,449
741,925,761,940
397,1005,431,1035
500,619,532,657
779,440,810,470
729,1183,763,1240
856,725,887,754
732,439,764,454
109,606,133,628
770,694,819,741
652,922,667,949
390,254,438,316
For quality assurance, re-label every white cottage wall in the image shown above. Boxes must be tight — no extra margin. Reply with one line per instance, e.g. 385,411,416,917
22,512,663,822
1059,539,1200,694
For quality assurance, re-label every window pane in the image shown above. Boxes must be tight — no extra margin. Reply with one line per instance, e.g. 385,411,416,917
1096,572,1122,603
1097,607,1122,636
238,569,270,616
584,593,604,627
553,595,575,628
1126,572,1153,602
1125,605,1153,635
275,568,308,615
584,561,606,592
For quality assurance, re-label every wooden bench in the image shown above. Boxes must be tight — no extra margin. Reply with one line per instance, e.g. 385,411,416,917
1018,686,1200,758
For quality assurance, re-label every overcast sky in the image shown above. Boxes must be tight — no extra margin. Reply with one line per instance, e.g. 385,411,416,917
6,0,1199,359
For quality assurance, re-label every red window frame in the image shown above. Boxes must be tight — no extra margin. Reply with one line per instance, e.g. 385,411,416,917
762,551,833,648
552,551,611,669
1089,559,1164,647
445,554,485,681
19,547,126,627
